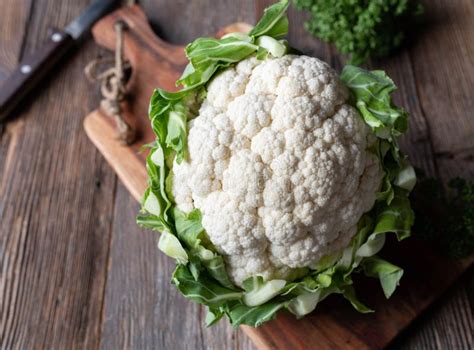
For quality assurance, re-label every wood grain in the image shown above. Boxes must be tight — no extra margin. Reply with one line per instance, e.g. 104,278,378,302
386,0,474,347
0,0,473,349
408,0,474,182
0,0,31,81
1,0,116,348
84,110,147,202
95,2,257,349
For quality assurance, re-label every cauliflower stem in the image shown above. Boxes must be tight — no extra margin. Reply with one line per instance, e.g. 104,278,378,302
137,0,416,327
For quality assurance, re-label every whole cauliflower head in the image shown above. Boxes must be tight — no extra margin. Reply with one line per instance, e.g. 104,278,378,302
172,55,383,287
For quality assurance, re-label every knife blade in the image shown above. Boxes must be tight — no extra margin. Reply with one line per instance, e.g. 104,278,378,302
0,0,118,122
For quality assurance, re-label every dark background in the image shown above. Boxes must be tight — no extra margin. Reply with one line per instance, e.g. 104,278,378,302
0,0,473,349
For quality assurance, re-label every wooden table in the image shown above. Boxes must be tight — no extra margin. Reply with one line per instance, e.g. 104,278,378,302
1,0,472,349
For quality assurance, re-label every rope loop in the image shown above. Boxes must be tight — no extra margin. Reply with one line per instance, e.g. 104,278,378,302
85,20,135,145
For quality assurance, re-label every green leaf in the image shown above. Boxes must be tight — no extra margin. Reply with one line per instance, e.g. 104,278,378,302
242,276,264,292
205,307,225,327
351,215,375,254
341,64,415,242
341,285,374,313
158,232,188,264
226,300,288,327
178,37,258,89
310,250,342,271
188,256,202,280
249,0,289,38
356,233,386,258
173,207,205,248
185,37,258,67
394,163,417,191
361,256,404,298
176,0,290,90
373,188,415,241
341,65,408,137
136,213,167,232
316,273,332,288
172,207,236,289
172,265,242,307
287,287,336,316
166,110,187,161
255,36,288,58
144,145,173,227
149,89,202,164
201,253,236,289
243,279,286,306
143,191,163,217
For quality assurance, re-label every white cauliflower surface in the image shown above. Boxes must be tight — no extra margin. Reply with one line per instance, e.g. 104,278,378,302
172,55,383,287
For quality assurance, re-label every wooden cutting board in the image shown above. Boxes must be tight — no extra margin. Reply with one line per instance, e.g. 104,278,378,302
84,5,473,350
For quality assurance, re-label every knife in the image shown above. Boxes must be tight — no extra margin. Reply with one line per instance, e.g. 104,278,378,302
0,0,118,122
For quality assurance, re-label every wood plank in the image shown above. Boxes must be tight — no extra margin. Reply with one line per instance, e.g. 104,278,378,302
84,111,147,202
142,0,256,45
0,0,32,192
408,0,474,182
386,0,474,349
99,1,257,349
409,0,474,158
390,0,474,348
370,0,474,348
0,2,33,345
0,0,32,81
0,0,117,348
389,276,474,349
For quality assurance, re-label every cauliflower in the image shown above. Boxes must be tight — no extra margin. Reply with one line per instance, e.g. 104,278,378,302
139,0,415,327
172,55,383,286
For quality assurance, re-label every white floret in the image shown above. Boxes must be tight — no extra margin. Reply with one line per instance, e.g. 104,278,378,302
172,55,383,287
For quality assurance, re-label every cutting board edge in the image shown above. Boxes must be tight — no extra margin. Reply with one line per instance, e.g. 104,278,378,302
83,110,147,202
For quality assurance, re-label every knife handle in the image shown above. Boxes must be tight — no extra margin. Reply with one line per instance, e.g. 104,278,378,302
0,28,75,122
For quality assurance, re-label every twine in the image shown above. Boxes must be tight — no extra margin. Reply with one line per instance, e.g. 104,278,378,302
85,20,135,145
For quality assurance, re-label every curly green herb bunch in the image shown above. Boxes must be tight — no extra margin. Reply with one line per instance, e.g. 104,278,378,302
294,0,424,64
413,176,474,259
138,0,416,327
